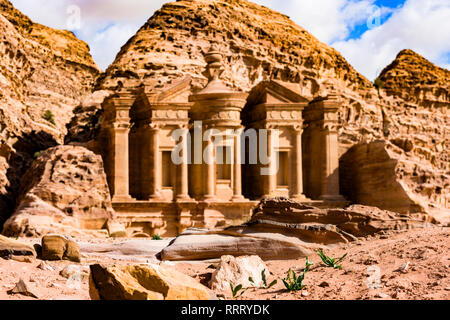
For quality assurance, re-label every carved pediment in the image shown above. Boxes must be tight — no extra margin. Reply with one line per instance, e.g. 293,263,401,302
246,80,310,107
138,77,193,107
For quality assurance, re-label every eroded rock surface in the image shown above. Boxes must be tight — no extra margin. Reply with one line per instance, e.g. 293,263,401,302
232,198,435,243
378,49,450,108
69,0,448,219
2,146,115,237
161,198,435,261
0,0,99,226
341,141,449,224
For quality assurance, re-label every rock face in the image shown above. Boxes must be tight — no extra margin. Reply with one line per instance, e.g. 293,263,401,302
96,0,371,94
209,255,268,293
341,141,449,224
89,263,215,300
0,0,447,233
2,146,115,237
65,0,448,219
378,49,450,108
367,50,449,216
0,0,99,227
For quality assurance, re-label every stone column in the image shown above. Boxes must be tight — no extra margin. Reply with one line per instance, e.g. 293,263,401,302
204,135,216,201
148,124,162,200
291,125,308,201
264,127,277,196
110,121,133,201
232,127,245,202
320,117,345,202
176,127,191,201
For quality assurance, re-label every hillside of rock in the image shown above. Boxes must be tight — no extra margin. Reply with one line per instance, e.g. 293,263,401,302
67,0,448,218
0,0,99,228
2,0,447,232
68,0,379,143
378,49,450,108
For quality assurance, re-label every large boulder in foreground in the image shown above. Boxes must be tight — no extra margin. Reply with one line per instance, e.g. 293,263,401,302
160,228,314,261
89,264,216,300
2,146,115,237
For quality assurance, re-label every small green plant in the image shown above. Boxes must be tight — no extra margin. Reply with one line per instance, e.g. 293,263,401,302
230,283,249,299
374,77,385,90
248,269,277,289
33,150,45,159
261,269,277,289
317,249,347,270
43,110,56,125
151,234,162,240
282,257,313,292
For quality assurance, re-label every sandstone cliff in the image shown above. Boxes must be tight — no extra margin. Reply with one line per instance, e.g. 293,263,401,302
68,0,378,143
68,0,448,219
3,146,115,237
0,0,99,227
377,49,450,108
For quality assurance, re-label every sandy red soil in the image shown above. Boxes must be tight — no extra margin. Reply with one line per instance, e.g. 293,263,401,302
0,226,448,300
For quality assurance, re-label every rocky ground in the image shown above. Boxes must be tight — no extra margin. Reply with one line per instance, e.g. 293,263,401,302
0,226,448,300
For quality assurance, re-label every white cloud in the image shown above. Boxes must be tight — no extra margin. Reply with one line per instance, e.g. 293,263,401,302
333,0,450,80
9,0,450,78
253,0,384,43
11,0,168,70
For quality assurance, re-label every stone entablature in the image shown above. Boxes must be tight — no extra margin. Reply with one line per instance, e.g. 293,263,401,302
98,45,346,237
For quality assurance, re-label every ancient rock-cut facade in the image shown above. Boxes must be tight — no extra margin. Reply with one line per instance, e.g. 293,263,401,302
98,46,346,237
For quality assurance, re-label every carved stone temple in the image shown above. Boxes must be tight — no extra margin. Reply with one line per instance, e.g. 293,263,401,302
98,46,346,237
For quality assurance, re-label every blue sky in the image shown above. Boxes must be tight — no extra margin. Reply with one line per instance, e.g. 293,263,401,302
10,0,450,80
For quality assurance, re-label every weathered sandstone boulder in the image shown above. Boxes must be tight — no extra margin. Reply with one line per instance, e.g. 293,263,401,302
229,198,436,245
161,198,435,261
79,239,172,262
89,263,216,300
160,228,313,261
0,234,36,257
106,220,127,238
209,255,268,293
2,145,115,237
41,235,81,263
0,0,99,226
